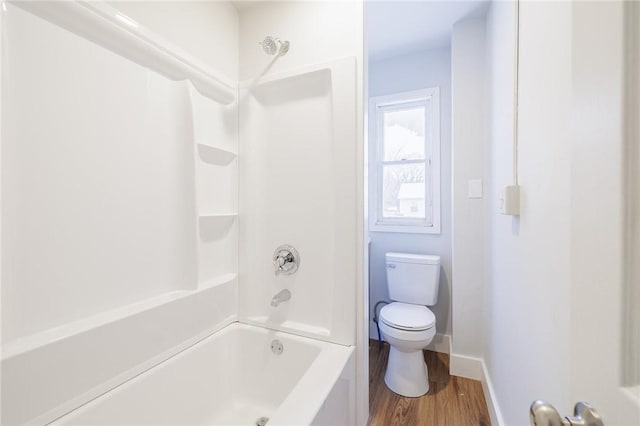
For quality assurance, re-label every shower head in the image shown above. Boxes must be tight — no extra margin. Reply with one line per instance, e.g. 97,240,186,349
259,36,289,56
260,36,278,55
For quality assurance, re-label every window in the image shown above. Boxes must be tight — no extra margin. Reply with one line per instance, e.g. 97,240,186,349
369,88,440,233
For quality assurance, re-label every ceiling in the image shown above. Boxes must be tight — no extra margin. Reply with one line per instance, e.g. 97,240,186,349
230,1,259,12
367,0,489,61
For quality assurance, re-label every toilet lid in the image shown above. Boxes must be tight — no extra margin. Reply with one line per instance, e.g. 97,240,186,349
380,302,436,331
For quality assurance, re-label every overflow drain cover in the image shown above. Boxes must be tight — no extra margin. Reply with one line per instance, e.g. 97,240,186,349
271,340,283,355
256,416,269,426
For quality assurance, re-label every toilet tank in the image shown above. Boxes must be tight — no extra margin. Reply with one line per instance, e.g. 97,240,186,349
385,252,441,305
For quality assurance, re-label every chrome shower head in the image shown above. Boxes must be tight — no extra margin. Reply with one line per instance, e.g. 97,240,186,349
260,36,278,55
259,36,289,56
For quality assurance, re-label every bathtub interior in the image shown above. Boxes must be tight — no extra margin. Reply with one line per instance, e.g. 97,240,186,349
54,323,352,426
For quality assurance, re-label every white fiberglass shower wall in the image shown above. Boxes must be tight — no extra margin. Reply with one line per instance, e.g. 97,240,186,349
236,5,365,421
239,58,357,343
1,1,364,425
2,2,238,424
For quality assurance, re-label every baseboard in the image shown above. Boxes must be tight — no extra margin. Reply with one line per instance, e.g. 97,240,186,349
480,359,505,426
450,354,504,425
449,353,483,380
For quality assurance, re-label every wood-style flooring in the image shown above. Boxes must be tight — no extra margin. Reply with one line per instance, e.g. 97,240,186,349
368,339,491,426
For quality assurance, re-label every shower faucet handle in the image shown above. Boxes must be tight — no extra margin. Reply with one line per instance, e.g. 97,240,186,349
272,245,300,276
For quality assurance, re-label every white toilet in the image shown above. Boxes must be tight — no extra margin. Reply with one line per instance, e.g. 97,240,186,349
379,252,440,397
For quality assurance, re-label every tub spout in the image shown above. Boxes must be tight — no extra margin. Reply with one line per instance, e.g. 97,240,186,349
271,289,291,307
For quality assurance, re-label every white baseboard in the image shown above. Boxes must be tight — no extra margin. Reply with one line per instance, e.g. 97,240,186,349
449,353,483,380
449,354,504,425
480,359,505,426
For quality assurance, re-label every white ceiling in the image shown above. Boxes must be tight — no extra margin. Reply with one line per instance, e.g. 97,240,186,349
367,0,489,61
230,1,259,12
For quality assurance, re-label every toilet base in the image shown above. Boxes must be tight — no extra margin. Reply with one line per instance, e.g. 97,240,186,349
384,346,429,397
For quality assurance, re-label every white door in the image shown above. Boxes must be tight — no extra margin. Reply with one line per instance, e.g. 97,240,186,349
532,2,640,425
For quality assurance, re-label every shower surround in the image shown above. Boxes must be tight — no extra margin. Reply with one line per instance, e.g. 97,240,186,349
0,1,364,425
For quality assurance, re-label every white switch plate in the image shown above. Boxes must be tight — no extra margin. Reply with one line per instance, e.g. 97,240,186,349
468,179,483,199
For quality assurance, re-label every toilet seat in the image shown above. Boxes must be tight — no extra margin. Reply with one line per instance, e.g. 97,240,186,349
380,302,435,331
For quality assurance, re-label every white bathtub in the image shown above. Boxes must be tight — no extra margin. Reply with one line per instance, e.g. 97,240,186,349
53,323,355,426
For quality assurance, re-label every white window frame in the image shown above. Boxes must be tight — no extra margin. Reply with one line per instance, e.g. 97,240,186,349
369,88,441,234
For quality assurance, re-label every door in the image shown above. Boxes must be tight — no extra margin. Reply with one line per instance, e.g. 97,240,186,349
532,2,640,425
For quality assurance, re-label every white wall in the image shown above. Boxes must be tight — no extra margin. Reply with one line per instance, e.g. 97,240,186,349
368,47,452,341
483,1,572,424
450,18,487,365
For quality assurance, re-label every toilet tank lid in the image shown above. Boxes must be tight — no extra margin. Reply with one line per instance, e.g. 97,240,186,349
385,252,441,265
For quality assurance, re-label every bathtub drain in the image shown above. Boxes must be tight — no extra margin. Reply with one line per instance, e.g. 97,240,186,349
256,416,269,426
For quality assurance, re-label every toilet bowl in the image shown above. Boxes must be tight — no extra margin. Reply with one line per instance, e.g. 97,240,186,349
379,302,436,397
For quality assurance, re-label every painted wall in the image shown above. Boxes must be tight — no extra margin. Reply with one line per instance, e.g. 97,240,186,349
483,1,572,424
450,18,486,367
368,47,452,341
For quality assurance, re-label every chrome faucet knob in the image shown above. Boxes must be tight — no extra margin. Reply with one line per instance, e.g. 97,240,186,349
272,245,300,276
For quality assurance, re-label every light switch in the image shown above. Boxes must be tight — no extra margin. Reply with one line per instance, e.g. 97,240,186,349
468,179,483,199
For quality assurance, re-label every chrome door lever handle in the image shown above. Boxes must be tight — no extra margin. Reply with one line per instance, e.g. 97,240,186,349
530,400,570,426
566,402,604,426
530,400,603,426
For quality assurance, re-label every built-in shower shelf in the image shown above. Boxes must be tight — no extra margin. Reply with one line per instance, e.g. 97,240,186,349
197,143,237,166
198,214,237,241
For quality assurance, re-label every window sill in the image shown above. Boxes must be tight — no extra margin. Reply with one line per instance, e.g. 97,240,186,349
369,223,441,235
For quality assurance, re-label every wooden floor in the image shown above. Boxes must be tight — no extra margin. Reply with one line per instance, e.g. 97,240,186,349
368,340,490,426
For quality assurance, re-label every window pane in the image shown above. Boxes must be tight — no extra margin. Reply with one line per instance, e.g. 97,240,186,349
383,107,425,161
382,163,425,219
